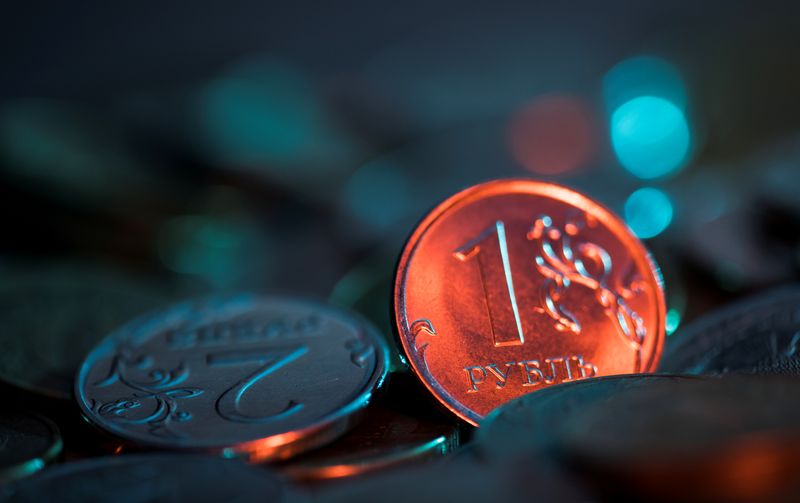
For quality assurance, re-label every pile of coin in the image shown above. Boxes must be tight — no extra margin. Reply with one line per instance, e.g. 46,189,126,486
1,180,799,502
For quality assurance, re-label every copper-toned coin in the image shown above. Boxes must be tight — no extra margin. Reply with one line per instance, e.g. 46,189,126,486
394,179,666,424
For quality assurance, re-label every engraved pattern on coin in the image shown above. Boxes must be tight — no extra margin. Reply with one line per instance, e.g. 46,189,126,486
395,180,665,425
75,296,389,460
528,213,647,371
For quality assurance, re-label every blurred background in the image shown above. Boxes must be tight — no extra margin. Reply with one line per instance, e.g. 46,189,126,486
2,0,800,345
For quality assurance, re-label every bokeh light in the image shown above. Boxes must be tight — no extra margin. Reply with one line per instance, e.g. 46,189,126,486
624,187,674,239
343,158,415,230
158,211,271,289
611,96,691,179
199,60,319,165
508,95,597,176
0,99,152,205
603,56,687,112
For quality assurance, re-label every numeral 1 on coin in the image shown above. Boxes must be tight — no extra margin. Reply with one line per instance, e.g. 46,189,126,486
455,220,525,346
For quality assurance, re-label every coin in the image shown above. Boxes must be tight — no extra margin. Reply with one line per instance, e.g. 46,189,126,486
0,454,299,502
313,449,587,503
661,285,800,375
281,374,459,482
75,295,389,461
0,264,169,400
394,179,666,424
0,412,62,482
558,376,800,502
477,374,691,461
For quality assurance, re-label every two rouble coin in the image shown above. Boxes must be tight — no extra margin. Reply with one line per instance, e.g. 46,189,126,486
75,295,389,461
393,179,666,424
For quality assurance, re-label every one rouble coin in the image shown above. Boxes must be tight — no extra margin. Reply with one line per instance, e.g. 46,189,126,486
394,179,666,424
75,295,389,461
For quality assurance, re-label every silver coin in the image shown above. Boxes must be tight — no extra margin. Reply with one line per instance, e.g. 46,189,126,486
0,454,301,503
75,295,389,461
661,285,800,375
0,412,62,482
476,374,695,461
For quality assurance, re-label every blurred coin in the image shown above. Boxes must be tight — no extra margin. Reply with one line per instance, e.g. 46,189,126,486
75,295,389,461
0,454,299,503
0,263,169,400
312,447,586,503
281,374,459,482
661,285,800,375
0,412,61,482
559,376,800,502
477,374,692,461
394,179,666,425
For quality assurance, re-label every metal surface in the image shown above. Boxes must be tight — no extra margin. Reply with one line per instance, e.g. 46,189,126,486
314,449,587,503
662,285,800,375
0,454,299,503
394,179,666,425
477,374,691,461
281,374,459,482
75,295,389,461
0,264,168,400
0,412,62,482
559,376,800,502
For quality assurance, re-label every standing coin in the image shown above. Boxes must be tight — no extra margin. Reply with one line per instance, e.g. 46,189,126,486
0,454,300,503
75,295,389,461
394,179,666,424
0,263,168,400
661,285,800,375
0,412,61,482
558,376,800,502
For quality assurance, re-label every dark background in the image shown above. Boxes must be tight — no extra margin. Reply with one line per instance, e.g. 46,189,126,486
3,0,800,338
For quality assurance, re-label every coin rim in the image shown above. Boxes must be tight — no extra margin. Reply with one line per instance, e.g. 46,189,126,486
393,178,666,426
74,294,390,461
0,411,62,482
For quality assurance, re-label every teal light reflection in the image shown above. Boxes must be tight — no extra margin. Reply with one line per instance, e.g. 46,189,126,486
665,308,681,335
198,59,322,166
603,56,687,112
624,187,673,239
158,214,266,288
344,159,413,230
611,96,691,179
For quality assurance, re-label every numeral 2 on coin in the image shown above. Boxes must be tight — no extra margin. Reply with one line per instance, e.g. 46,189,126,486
209,346,307,423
